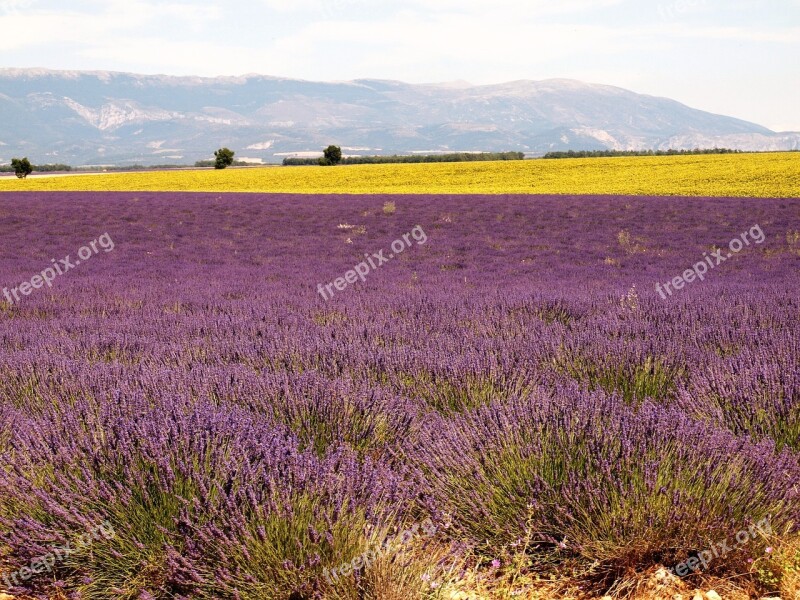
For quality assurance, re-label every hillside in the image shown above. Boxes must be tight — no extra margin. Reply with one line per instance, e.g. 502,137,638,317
1,69,799,166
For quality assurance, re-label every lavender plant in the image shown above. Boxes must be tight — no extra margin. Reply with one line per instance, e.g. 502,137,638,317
0,192,797,597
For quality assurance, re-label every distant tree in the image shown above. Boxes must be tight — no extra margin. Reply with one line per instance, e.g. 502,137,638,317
284,151,525,166
197,158,248,168
323,145,342,165
214,148,235,169
11,157,32,179
34,163,72,172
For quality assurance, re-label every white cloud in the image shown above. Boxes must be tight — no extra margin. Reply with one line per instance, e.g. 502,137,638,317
246,141,275,150
260,0,626,18
0,0,33,13
0,0,797,128
0,1,221,52
667,25,800,43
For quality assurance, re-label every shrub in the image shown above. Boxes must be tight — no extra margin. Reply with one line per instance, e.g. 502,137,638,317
208,368,421,460
412,387,800,578
323,145,343,165
213,148,235,170
10,157,32,179
677,346,800,452
0,396,413,598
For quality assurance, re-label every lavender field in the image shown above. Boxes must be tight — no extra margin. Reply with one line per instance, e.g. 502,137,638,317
0,192,798,599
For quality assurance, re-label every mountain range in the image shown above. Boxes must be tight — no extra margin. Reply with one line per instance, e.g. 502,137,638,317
0,68,798,166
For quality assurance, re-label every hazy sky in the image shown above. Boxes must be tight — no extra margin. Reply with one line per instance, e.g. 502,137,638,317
1,0,798,130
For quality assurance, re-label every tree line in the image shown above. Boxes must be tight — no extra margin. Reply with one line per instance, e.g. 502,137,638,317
0,159,71,178
284,150,525,166
7,146,771,178
542,148,743,159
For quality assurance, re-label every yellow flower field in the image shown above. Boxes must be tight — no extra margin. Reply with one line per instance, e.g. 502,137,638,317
1,152,799,197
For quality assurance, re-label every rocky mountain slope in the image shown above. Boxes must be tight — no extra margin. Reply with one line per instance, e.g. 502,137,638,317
0,68,797,165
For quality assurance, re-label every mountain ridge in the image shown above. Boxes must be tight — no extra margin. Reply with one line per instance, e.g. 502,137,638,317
0,68,797,166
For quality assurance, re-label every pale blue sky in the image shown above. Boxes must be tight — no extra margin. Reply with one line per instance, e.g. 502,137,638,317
1,0,798,130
